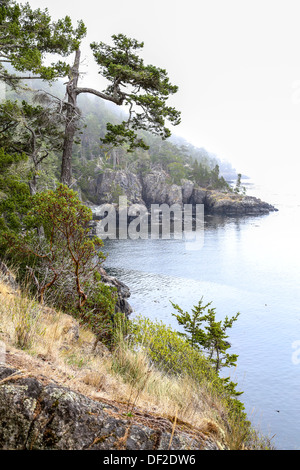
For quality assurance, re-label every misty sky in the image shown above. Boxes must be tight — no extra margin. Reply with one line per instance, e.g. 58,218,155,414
23,0,300,183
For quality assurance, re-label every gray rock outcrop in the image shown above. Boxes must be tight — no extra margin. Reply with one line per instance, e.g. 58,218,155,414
142,169,182,206
0,364,220,450
86,167,278,217
204,191,277,216
87,169,144,205
181,179,195,204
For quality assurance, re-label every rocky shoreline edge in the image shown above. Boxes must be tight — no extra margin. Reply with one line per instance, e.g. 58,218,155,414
84,167,278,218
86,168,278,319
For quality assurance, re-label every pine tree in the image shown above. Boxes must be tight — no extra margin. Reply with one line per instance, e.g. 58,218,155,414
171,297,240,372
0,0,86,87
60,34,181,185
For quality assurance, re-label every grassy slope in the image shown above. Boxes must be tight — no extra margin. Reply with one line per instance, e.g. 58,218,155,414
0,275,274,450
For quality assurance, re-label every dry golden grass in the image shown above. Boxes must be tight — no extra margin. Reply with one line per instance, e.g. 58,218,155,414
0,275,274,450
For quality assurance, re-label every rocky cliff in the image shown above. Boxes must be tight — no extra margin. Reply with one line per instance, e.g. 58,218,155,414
85,167,278,217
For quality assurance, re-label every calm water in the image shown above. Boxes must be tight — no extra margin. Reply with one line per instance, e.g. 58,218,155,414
99,179,300,450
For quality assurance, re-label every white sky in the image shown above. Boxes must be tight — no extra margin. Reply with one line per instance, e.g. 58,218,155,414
23,0,300,183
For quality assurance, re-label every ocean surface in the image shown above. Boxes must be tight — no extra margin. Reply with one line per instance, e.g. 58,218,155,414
99,178,300,450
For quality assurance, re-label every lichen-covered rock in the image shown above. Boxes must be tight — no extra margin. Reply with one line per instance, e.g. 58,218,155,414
0,365,220,450
0,366,43,449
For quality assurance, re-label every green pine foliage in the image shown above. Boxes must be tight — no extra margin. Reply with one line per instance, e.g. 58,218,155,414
171,297,240,373
0,0,86,86
90,34,181,151
170,298,242,405
0,147,31,236
0,99,65,194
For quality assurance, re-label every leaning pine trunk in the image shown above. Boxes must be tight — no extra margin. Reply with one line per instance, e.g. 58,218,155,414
60,49,81,186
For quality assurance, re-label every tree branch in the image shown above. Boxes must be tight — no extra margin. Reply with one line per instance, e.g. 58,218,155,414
75,86,124,105
36,151,49,166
